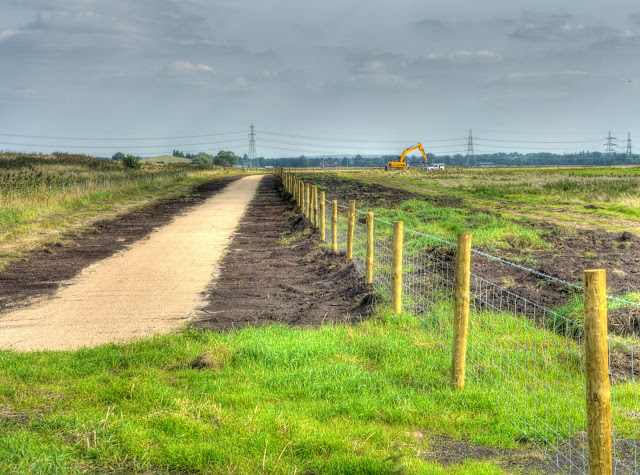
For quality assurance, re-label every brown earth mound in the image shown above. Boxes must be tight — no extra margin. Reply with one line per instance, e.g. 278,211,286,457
191,175,376,330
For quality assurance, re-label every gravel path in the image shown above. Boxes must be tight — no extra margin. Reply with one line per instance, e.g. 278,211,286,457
0,174,263,351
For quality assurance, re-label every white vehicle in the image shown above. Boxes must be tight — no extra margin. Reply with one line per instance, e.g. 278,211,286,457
425,163,445,171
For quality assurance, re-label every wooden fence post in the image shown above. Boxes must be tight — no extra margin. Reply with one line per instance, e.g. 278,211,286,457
320,191,326,242
391,221,404,314
305,184,310,220
313,186,319,228
346,200,356,262
365,211,374,284
299,181,303,214
293,178,297,203
451,233,472,391
332,200,338,252
584,269,612,475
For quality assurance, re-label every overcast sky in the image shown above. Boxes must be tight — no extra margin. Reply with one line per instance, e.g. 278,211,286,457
1,0,639,157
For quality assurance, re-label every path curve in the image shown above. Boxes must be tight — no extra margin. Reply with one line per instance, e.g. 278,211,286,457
0,174,263,351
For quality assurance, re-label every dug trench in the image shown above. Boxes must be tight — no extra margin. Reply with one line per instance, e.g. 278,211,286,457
0,175,242,314
191,174,376,329
298,173,640,338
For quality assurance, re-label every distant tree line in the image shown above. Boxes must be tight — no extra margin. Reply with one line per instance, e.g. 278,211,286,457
263,151,640,168
172,149,239,167
111,150,640,169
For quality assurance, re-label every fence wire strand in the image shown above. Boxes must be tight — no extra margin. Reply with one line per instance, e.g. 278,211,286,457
284,175,639,474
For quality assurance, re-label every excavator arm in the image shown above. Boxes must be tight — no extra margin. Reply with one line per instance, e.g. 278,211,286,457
386,142,428,169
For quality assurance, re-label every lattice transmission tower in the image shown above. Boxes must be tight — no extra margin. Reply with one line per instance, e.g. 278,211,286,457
627,132,632,157
604,131,618,154
248,124,257,167
466,129,477,167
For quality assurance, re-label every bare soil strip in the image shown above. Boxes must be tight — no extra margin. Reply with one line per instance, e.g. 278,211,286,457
191,174,375,330
0,175,262,351
0,175,242,314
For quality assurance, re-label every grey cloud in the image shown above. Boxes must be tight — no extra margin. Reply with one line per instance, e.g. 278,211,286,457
509,12,615,42
1,0,639,156
414,19,447,31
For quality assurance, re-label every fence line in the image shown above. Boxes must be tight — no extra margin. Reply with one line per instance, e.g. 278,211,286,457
276,168,640,474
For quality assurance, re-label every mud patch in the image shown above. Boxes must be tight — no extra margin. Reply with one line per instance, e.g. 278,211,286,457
422,434,558,473
191,175,375,330
0,176,241,314
299,173,463,209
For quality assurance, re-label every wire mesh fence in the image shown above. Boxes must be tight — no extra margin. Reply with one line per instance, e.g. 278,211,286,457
283,172,640,474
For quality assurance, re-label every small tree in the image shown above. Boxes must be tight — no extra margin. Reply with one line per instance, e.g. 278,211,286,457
191,153,212,165
122,154,141,169
112,152,125,161
297,155,309,167
214,150,238,167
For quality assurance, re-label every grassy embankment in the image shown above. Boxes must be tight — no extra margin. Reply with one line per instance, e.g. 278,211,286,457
0,153,243,269
6,303,639,474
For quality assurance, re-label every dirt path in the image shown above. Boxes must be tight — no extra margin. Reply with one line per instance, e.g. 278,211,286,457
0,175,262,351
192,175,375,330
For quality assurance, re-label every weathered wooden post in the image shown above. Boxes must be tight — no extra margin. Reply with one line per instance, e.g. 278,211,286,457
313,186,319,228
346,200,356,262
365,211,374,284
305,184,310,220
584,269,612,475
391,221,404,314
320,191,326,242
332,200,338,252
293,177,297,203
451,233,472,391
298,181,303,214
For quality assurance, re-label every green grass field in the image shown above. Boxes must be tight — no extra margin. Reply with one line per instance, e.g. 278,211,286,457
0,306,588,474
356,167,640,232
2,165,638,473
140,155,193,164
2,303,637,473
0,153,243,269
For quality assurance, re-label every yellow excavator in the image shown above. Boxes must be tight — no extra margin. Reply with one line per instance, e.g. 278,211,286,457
385,142,427,170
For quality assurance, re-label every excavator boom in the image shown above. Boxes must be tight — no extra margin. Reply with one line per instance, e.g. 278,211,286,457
386,142,428,170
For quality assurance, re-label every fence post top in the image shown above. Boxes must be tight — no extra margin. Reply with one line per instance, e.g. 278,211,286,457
584,269,606,276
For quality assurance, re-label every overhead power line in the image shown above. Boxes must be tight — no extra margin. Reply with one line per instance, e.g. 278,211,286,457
472,143,598,151
0,131,247,141
0,138,248,150
259,130,463,143
259,137,465,150
475,137,602,144
474,128,600,136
